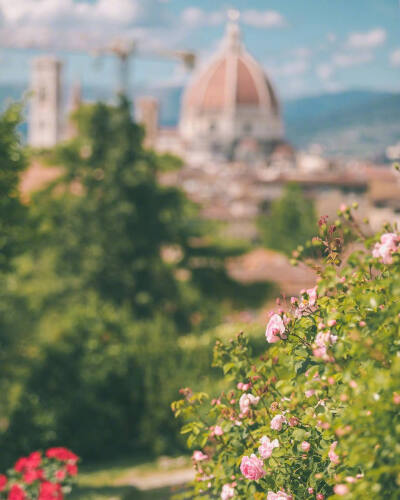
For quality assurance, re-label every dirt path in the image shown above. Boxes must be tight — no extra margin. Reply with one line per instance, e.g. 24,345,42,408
118,467,194,491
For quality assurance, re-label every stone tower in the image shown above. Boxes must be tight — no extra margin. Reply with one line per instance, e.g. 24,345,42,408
136,96,159,149
28,56,63,148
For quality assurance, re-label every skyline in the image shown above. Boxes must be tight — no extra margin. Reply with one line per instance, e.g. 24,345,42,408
0,0,399,99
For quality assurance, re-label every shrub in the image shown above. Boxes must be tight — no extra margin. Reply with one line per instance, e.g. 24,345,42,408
257,183,317,257
0,447,78,499
173,208,400,499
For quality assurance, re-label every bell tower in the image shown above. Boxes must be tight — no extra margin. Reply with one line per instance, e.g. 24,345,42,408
28,56,63,148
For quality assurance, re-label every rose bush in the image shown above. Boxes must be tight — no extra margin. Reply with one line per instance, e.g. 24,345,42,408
0,448,78,499
172,207,400,499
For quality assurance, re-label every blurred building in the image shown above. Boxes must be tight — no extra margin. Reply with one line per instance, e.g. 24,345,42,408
136,96,159,149
179,18,284,163
28,56,63,148
64,81,83,141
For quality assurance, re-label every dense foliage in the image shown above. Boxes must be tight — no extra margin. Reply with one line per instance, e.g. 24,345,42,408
258,183,317,257
173,208,400,499
0,100,273,466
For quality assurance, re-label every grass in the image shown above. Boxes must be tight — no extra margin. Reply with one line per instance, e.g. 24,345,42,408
70,457,190,500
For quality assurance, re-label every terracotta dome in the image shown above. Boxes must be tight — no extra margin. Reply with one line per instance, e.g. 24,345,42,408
183,23,279,115
179,20,284,161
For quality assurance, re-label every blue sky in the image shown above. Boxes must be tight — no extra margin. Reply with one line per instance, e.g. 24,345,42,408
0,0,399,99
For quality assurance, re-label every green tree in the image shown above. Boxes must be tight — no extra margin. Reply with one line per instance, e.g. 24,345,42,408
257,183,317,256
0,104,32,422
33,96,270,331
0,103,27,270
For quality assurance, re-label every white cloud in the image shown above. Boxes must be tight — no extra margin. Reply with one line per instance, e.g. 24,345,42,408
0,0,170,49
292,47,311,59
316,63,334,81
390,48,400,67
347,28,386,49
181,7,223,27
241,10,286,28
269,59,309,77
180,8,286,29
333,51,374,67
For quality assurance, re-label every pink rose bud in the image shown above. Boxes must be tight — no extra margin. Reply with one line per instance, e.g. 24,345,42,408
327,319,336,327
316,495,325,500
212,425,224,436
359,320,366,327
192,450,208,462
308,488,314,494
237,382,244,390
334,484,349,496
393,393,400,404
301,441,311,452
305,389,315,398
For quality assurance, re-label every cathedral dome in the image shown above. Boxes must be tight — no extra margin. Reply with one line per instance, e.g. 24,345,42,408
184,23,279,115
179,17,284,161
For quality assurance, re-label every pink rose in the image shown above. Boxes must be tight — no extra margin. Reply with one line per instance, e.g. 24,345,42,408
267,491,293,500
221,483,235,500
239,393,260,415
334,484,349,495
308,488,314,494
258,436,279,459
305,389,315,398
328,441,340,465
301,441,310,452
192,450,208,461
307,286,318,306
266,314,287,343
270,414,286,431
240,454,266,480
212,425,224,436
372,232,399,264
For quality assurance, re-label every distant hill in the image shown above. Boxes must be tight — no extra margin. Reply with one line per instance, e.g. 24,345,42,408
1,83,398,160
283,90,400,160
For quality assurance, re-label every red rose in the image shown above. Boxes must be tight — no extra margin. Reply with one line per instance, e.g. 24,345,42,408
23,469,38,484
55,469,66,481
39,481,63,500
46,448,78,464
22,467,44,484
0,474,7,491
14,458,29,473
26,452,41,469
15,451,42,473
8,484,26,500
66,464,78,477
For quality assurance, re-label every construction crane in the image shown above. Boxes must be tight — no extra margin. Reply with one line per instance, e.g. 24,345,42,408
92,38,196,95
0,35,196,96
